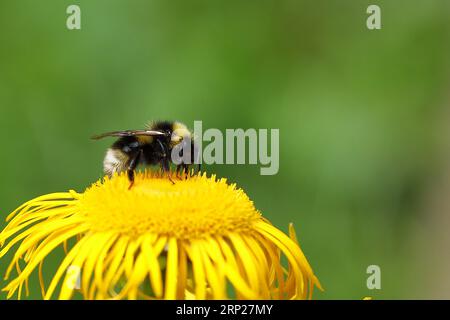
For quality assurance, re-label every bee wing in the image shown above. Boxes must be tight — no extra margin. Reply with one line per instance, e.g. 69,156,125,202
91,130,166,140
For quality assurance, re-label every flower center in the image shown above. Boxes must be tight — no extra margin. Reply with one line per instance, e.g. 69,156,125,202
77,172,261,239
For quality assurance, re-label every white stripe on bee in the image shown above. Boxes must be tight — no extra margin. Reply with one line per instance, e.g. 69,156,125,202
103,148,128,176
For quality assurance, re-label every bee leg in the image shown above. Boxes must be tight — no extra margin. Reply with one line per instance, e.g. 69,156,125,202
175,164,180,179
176,165,183,180
127,170,135,190
168,168,175,185
162,160,175,185
183,164,189,179
127,151,140,190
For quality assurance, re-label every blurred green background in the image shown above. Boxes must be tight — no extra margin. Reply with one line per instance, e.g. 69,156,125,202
1,0,450,299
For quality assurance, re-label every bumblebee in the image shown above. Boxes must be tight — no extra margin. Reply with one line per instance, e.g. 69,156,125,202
92,121,200,188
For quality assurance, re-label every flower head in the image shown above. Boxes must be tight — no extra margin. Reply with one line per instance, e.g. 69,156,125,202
0,172,322,300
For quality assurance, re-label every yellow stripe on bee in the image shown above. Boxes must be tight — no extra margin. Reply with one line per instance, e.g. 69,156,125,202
136,135,153,144
171,122,192,145
172,121,187,131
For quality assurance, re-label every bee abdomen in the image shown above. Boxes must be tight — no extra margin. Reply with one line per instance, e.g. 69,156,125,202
103,148,129,176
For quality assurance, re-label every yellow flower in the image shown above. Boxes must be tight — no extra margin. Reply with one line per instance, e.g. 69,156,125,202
0,172,322,300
